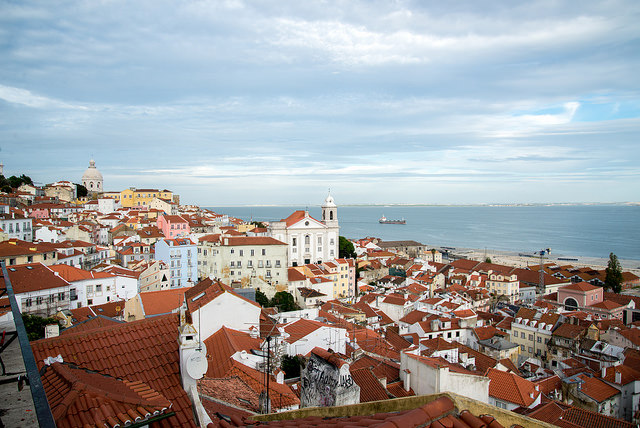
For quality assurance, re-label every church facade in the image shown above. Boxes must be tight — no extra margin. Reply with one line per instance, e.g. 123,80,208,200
269,194,339,266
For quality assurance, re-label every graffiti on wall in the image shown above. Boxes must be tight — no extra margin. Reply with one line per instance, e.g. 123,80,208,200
300,355,357,407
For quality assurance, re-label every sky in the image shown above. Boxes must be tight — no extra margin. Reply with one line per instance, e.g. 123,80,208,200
0,1,639,206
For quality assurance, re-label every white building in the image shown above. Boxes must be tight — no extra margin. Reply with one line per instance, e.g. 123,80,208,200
269,193,339,267
49,264,119,308
6,263,72,316
0,206,33,241
184,278,262,342
400,350,489,403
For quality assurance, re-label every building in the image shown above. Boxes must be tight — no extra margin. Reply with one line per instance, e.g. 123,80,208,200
157,214,190,239
269,193,339,267
81,159,104,196
5,263,72,316
155,238,198,288
49,264,119,308
300,347,360,408
116,188,176,208
510,307,562,364
0,205,33,241
486,368,542,410
197,235,288,291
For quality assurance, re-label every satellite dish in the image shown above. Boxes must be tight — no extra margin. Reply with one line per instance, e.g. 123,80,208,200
186,350,207,379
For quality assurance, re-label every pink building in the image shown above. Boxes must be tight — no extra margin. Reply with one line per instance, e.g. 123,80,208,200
156,214,190,239
557,282,625,320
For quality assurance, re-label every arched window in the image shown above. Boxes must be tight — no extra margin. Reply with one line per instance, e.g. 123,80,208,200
305,235,310,245
564,297,578,311
90,182,93,189
330,211,334,220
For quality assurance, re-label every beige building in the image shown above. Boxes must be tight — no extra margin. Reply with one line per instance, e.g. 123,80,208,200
486,270,520,304
197,235,288,289
510,308,562,364
109,188,176,208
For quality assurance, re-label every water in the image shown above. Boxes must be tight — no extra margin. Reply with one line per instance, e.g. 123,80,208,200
206,205,640,261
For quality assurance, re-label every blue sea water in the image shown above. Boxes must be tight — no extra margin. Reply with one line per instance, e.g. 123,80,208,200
206,205,640,261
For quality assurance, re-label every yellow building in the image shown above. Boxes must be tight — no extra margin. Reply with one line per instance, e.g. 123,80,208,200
113,188,175,208
486,270,520,304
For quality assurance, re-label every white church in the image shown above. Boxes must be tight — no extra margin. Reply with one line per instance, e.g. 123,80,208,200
269,193,339,267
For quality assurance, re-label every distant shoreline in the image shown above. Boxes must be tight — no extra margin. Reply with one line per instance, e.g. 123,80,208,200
445,246,640,274
206,202,639,208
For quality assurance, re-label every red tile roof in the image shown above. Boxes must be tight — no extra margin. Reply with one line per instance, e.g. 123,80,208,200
524,400,635,428
486,368,540,407
350,354,401,382
282,318,328,344
576,373,620,402
204,326,263,378
4,263,70,293
49,264,114,282
42,362,172,428
562,281,601,292
31,314,197,427
350,367,389,402
139,288,187,316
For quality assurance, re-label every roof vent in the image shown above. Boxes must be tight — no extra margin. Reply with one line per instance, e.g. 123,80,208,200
26,266,33,270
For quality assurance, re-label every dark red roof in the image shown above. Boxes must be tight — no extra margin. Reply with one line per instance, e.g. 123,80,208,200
42,362,172,428
350,368,389,402
31,314,197,427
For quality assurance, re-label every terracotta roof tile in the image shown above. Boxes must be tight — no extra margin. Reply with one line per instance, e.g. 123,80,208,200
140,288,187,316
31,314,196,427
350,368,389,402
486,368,540,408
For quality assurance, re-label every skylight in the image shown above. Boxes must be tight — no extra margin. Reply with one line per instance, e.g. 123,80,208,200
191,292,205,302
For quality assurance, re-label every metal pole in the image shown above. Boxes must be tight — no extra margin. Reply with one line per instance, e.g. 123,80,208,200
1,262,56,427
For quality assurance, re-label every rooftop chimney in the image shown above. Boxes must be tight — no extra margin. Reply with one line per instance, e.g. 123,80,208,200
615,370,622,384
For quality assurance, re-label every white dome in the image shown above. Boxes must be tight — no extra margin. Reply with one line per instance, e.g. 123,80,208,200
82,159,103,181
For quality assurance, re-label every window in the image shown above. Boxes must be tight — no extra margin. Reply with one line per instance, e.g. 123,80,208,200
292,238,297,246
266,270,271,278
88,299,93,305
87,285,93,294
528,346,533,353
230,271,234,276
48,295,54,303
247,260,253,268
231,261,235,267
528,334,533,341
58,292,65,300
520,345,525,351
237,261,242,267
231,249,235,254
96,284,102,293
262,249,266,256
521,332,525,338
537,337,542,343
275,260,281,267
25,298,32,307
305,235,310,245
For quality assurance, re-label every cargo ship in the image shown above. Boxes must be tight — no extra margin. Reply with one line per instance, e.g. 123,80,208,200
379,215,406,224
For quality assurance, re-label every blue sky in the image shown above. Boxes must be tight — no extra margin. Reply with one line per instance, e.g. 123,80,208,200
0,0,639,206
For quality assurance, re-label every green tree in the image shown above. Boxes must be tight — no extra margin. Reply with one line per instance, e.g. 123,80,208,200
338,236,356,259
281,354,304,378
269,291,299,312
485,257,492,263
255,289,269,307
250,221,266,228
76,183,88,198
605,252,623,293
22,314,59,341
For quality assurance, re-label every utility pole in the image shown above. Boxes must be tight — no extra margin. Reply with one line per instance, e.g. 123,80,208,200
537,248,551,294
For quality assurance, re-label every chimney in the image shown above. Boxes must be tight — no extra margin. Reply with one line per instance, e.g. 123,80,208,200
403,369,411,392
602,367,607,378
615,370,622,384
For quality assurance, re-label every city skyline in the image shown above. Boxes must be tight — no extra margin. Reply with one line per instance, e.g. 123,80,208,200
1,1,639,206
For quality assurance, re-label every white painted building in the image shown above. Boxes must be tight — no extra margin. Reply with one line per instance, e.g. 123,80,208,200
280,318,348,356
185,278,262,342
0,206,33,241
400,351,489,403
269,193,339,267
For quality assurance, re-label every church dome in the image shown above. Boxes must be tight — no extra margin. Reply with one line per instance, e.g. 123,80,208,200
82,159,103,181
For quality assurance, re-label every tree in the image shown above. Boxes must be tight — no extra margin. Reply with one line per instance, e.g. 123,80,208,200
281,354,304,378
338,236,356,259
22,314,59,341
605,252,623,293
255,289,269,307
250,221,266,229
485,257,492,264
76,183,88,198
269,291,299,312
